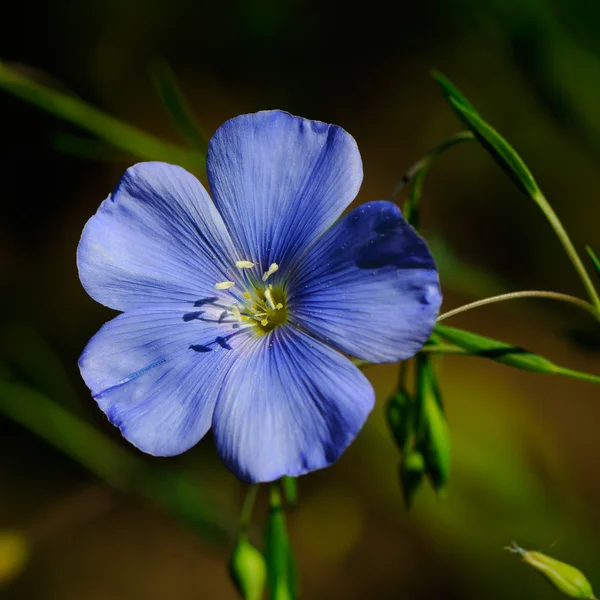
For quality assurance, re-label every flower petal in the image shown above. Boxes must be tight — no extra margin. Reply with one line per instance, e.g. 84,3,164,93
77,162,239,311
288,201,442,363
212,326,375,482
79,304,249,456
206,110,363,271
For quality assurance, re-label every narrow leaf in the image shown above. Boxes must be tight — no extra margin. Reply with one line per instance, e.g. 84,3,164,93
434,324,600,384
0,60,203,173
431,70,475,110
149,60,209,155
586,246,600,280
447,95,540,199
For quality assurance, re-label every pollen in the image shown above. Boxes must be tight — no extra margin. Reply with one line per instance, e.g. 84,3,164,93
212,261,287,334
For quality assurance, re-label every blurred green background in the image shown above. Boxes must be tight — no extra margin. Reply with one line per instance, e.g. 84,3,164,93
1,0,600,598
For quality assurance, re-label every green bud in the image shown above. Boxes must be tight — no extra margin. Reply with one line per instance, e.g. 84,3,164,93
385,390,412,451
0,531,29,585
399,450,425,508
507,542,596,599
423,389,451,492
229,539,267,600
416,357,451,493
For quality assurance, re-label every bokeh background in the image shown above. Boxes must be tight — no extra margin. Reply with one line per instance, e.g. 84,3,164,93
1,0,600,598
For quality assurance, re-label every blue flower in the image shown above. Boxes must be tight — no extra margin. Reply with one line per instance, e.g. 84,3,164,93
77,110,442,483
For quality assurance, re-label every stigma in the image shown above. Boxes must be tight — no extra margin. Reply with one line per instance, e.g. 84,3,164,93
214,260,287,333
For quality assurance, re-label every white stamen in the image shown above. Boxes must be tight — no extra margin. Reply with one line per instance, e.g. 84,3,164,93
262,263,279,282
230,305,242,322
264,287,276,310
235,260,255,269
215,281,235,290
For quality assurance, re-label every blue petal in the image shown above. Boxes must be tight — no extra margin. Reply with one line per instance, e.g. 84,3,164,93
212,326,375,482
288,201,442,363
77,162,239,311
206,110,363,272
79,303,250,456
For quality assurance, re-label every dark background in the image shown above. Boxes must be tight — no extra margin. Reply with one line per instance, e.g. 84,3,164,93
1,0,600,598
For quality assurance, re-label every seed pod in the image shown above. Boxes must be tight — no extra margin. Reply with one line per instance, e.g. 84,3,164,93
507,542,596,599
0,531,28,585
229,538,267,600
399,450,426,508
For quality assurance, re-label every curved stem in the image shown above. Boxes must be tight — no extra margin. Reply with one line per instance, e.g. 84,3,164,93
436,290,599,322
388,131,475,202
534,191,600,312
238,484,259,539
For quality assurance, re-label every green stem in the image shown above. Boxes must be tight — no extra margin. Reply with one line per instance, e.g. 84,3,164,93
534,191,600,312
389,131,475,203
238,484,259,539
436,290,599,322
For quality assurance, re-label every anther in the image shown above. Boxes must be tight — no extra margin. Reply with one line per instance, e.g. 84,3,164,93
235,260,255,269
215,281,235,290
230,305,242,322
264,287,276,310
262,263,279,281
261,318,269,327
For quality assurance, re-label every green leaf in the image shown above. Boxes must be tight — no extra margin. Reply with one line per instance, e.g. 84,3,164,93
431,70,475,110
265,485,296,600
586,246,600,280
432,71,600,312
0,60,203,173
448,95,540,199
432,70,539,198
149,60,209,156
434,324,600,384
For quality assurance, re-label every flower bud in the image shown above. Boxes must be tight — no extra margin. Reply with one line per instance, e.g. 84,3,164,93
385,390,412,451
229,538,267,600
507,542,596,599
423,389,451,492
0,531,28,585
399,450,425,508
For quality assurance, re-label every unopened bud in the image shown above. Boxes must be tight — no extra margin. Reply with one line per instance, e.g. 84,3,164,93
0,531,28,585
385,390,412,450
507,542,596,599
229,539,267,600
399,450,425,508
423,389,451,493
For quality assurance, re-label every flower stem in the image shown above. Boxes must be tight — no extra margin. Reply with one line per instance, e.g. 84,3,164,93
389,131,475,202
436,290,599,322
533,191,600,313
238,484,259,539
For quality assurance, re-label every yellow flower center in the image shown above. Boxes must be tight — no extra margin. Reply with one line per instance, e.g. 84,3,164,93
215,261,288,334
